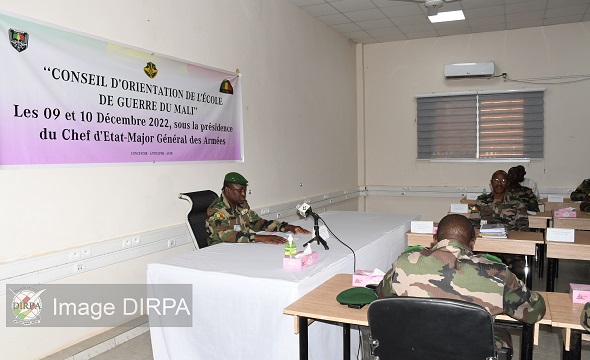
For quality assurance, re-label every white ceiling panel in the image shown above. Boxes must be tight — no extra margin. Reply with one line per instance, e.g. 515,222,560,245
289,0,590,43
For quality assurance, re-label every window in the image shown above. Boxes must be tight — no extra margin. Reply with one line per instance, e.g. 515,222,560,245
416,90,544,160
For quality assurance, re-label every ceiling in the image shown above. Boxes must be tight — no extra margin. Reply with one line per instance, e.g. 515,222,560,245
288,0,590,44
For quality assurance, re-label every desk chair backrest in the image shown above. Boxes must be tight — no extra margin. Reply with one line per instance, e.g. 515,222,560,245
179,190,218,249
368,297,497,360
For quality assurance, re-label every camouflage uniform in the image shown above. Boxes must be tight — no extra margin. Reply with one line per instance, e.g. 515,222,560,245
474,192,529,231
206,195,288,246
376,240,546,349
570,178,590,202
582,302,590,332
507,186,539,212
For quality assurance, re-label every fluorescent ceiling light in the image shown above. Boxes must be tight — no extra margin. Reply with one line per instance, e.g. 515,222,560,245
428,10,465,23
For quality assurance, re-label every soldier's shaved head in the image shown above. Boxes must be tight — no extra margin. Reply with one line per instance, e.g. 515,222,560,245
435,214,476,248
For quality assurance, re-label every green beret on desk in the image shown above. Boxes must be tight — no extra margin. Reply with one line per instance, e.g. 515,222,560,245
336,287,378,308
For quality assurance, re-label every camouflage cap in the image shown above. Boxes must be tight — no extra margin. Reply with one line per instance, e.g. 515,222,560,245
336,287,377,306
224,172,248,185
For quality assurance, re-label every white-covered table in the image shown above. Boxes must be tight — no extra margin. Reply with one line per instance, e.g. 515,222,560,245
147,211,418,360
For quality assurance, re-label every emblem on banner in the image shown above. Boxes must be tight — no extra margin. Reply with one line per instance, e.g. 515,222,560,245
219,79,233,94
144,62,158,78
9,29,29,52
11,287,46,325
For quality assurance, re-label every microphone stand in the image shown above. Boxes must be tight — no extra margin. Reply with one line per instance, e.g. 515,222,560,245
303,211,329,250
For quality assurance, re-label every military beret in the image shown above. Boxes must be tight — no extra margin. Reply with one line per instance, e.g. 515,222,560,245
224,172,248,185
484,253,503,263
403,245,425,253
336,287,377,307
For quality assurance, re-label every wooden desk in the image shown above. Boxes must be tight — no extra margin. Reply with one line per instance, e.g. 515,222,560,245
529,211,553,229
283,274,367,360
407,231,543,289
546,231,590,292
542,198,575,212
554,211,590,231
284,274,542,360
529,211,552,278
546,292,589,360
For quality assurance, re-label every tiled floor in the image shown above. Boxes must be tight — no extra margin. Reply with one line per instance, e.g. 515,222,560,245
90,331,153,360
87,258,590,360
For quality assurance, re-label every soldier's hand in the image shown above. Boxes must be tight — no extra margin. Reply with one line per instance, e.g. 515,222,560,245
284,224,311,235
254,234,287,245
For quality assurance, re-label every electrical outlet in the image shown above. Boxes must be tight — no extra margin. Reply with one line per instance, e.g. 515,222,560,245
260,208,270,215
122,238,132,248
168,239,176,248
276,212,282,219
323,194,330,199
329,199,333,204
81,248,92,258
69,250,81,261
132,236,141,245
73,263,84,272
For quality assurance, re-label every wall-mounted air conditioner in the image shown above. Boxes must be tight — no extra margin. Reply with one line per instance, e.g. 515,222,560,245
443,62,495,79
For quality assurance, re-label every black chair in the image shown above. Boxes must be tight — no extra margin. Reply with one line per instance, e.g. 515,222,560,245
368,297,511,360
179,190,218,249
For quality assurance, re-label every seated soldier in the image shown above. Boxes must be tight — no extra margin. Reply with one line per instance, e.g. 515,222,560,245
507,166,539,212
474,170,529,231
570,178,590,212
206,172,310,246
376,214,546,355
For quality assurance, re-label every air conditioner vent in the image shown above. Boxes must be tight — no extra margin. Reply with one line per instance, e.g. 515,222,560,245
444,62,495,79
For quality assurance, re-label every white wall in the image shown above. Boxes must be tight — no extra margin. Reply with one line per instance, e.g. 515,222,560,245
361,22,590,190
0,1,357,358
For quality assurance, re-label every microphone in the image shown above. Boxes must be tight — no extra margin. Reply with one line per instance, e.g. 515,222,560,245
296,203,312,218
296,203,329,250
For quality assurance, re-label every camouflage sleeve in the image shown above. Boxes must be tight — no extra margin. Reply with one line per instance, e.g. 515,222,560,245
582,302,590,332
206,206,254,245
526,190,540,212
248,210,288,233
502,269,546,324
571,179,590,201
376,266,397,298
514,200,529,231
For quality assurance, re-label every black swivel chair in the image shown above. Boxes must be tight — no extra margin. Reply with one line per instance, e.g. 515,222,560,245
179,190,218,249
368,297,512,360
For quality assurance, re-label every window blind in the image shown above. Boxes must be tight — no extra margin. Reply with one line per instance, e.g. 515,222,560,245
417,90,544,160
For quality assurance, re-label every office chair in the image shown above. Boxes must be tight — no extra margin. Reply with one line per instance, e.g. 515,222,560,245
368,297,512,360
179,190,218,249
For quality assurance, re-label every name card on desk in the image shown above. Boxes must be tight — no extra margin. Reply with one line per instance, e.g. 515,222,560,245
450,204,469,214
547,195,564,203
466,193,480,200
546,228,575,242
411,221,434,234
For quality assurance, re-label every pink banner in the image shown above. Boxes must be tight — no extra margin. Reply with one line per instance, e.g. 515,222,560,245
0,11,243,166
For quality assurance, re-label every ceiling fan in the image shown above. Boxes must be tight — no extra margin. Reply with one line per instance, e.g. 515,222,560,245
393,0,461,17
